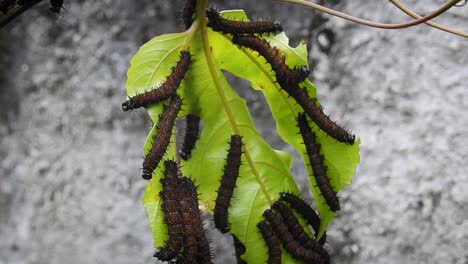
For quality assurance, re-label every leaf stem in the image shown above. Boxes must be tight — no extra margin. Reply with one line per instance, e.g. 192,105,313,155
273,0,462,29
388,0,467,38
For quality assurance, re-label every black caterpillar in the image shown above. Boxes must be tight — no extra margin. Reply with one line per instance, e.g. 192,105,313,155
257,221,281,264
231,35,309,85
279,192,326,244
206,8,282,35
122,51,191,112
231,35,354,144
272,202,330,263
154,161,184,261
0,0,15,14
232,234,247,264
263,209,325,263
178,177,212,263
142,96,182,180
298,113,340,212
182,0,197,29
179,115,200,160
49,0,64,14
214,135,243,233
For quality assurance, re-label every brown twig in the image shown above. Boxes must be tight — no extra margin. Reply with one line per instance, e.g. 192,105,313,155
274,0,463,30
0,0,43,30
389,0,468,38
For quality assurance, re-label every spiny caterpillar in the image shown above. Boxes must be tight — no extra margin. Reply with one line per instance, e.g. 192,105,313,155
232,35,354,144
142,95,182,180
231,35,309,85
297,113,341,212
214,135,243,233
257,221,281,264
288,84,355,144
153,161,184,261
154,163,212,263
272,202,316,247
178,177,212,263
263,209,325,263
49,0,64,14
272,202,330,263
232,234,247,264
182,0,197,30
206,8,282,35
179,115,200,160
279,192,326,244
122,50,191,112
0,0,15,14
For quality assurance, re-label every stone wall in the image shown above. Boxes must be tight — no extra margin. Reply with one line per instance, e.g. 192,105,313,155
1,1,467,263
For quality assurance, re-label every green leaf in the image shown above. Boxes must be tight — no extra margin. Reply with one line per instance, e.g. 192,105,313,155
214,10,360,237
126,8,360,263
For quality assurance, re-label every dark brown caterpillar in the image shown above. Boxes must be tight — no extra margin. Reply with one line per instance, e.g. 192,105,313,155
178,177,213,264
263,209,325,263
232,235,247,264
0,0,15,14
279,192,326,244
287,84,355,144
49,0,64,14
179,115,200,160
122,51,191,112
232,35,354,144
154,161,184,261
272,202,330,263
214,135,243,233
272,202,315,246
182,0,197,29
231,35,309,85
297,113,341,211
206,8,282,35
257,221,281,264
178,179,199,263
142,96,182,180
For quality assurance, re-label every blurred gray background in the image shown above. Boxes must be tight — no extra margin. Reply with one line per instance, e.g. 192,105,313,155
0,1,467,263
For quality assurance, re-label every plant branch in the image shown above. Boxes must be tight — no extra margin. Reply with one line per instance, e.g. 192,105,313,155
273,0,462,29
389,0,467,38
0,0,43,30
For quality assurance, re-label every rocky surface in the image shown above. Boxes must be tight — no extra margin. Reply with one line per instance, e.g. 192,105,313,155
0,1,467,263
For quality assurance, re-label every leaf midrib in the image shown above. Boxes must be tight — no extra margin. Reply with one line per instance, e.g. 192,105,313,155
199,17,273,206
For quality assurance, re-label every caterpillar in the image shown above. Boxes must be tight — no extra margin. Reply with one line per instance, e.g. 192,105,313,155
286,80,355,144
272,202,315,247
178,179,199,262
179,115,200,160
154,161,184,261
279,192,326,244
232,235,247,264
178,177,212,264
182,0,197,29
257,221,281,264
49,0,64,14
142,95,182,180
214,135,243,233
297,113,341,212
0,0,15,14
122,50,191,112
231,35,309,85
263,209,325,263
272,202,330,263
232,35,354,144
206,8,282,35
